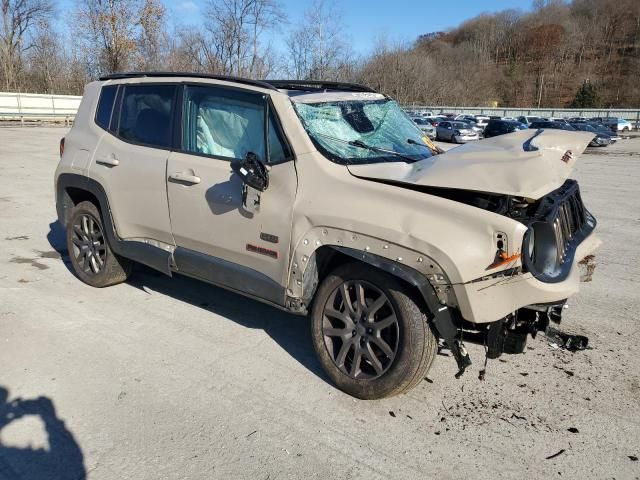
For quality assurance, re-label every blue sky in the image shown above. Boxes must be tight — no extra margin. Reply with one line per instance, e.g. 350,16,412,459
167,0,533,53
58,0,534,54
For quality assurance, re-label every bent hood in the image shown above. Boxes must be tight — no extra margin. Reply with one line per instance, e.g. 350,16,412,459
347,129,595,199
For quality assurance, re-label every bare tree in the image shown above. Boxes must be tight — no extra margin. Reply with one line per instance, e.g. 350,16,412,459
0,0,53,90
75,0,168,76
203,0,284,77
286,0,353,81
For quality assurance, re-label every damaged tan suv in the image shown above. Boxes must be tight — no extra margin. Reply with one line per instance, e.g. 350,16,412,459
55,73,600,399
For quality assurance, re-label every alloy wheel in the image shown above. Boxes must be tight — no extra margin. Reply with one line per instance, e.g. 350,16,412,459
322,280,400,380
71,214,106,275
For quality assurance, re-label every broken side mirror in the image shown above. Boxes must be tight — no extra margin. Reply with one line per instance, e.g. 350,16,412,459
231,152,269,213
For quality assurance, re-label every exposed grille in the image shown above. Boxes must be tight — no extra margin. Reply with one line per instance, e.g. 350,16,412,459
551,189,588,264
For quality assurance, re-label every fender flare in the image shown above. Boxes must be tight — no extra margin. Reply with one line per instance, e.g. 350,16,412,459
56,173,172,275
286,226,456,310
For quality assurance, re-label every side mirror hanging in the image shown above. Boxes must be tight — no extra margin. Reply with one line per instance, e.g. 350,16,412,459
231,152,269,214
231,152,269,192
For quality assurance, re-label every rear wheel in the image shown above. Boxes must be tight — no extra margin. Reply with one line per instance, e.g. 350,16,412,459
66,201,132,287
310,263,437,399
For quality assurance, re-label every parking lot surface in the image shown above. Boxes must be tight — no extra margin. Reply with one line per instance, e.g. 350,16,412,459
1,127,639,479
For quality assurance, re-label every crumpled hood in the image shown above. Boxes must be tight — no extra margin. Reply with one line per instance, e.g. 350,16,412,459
347,129,595,199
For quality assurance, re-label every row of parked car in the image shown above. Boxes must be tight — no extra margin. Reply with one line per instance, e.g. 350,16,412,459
408,111,631,147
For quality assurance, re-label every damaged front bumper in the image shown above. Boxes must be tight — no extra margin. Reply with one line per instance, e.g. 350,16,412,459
453,231,601,323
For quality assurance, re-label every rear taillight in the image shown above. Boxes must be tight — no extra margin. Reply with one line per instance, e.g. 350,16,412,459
59,137,65,158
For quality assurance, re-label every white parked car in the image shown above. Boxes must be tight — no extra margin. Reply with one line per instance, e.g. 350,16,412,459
410,116,436,139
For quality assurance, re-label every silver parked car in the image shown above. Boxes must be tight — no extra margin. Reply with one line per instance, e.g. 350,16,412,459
410,116,436,139
436,120,480,143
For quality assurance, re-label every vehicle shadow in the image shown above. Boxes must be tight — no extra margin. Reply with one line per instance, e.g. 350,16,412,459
46,220,329,386
0,386,85,480
46,221,72,274
127,264,329,383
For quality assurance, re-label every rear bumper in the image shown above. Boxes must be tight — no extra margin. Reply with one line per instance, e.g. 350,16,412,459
453,231,601,323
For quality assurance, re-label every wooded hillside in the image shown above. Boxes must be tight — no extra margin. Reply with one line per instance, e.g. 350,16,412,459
2,0,638,107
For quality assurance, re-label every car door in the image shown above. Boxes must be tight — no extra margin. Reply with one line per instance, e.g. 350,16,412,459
90,83,176,245
438,121,450,140
167,83,297,305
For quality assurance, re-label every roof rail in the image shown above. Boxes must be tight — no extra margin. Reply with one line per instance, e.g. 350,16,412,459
267,80,376,93
98,71,278,91
98,72,378,94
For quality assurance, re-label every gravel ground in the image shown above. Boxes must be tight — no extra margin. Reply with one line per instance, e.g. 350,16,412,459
0,127,639,480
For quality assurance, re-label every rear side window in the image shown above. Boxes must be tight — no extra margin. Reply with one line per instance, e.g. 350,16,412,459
117,84,176,148
95,85,117,130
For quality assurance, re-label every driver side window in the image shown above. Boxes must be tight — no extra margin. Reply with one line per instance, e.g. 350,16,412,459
182,85,290,164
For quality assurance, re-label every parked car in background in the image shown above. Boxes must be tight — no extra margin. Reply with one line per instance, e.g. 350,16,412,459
569,122,612,147
436,120,480,143
529,121,576,131
586,122,621,141
455,115,484,135
517,116,546,126
473,115,490,131
483,119,528,138
420,110,434,117
602,117,632,133
549,117,570,124
423,116,446,127
410,116,437,139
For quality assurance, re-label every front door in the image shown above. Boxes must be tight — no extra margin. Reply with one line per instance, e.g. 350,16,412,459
167,84,297,304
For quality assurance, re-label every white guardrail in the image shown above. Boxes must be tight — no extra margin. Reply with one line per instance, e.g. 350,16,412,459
1,90,639,128
0,92,82,124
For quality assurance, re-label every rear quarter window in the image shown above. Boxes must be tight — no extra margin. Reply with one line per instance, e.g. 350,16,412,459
95,85,117,130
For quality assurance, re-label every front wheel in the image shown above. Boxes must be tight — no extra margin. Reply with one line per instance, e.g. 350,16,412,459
310,263,437,399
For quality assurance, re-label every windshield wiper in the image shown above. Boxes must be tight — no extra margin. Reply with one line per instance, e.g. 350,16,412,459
407,138,428,148
313,132,419,163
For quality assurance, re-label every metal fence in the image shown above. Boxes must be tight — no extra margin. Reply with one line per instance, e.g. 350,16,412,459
403,105,640,126
1,90,638,128
0,92,81,124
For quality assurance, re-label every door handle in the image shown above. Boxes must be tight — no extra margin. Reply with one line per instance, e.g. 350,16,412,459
169,172,201,185
96,154,119,167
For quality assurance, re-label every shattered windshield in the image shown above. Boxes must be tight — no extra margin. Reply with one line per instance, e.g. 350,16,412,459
294,99,433,165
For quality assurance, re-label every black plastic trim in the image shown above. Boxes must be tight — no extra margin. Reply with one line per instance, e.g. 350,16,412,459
268,80,376,93
99,71,278,91
521,180,597,283
173,247,285,306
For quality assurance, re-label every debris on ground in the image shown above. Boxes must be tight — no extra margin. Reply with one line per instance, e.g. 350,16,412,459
546,326,589,351
546,449,566,460
567,428,579,433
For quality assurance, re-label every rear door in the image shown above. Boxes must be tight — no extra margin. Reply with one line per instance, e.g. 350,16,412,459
90,83,177,245
166,84,297,304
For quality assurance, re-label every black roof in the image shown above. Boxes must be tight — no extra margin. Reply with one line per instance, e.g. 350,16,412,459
99,72,376,93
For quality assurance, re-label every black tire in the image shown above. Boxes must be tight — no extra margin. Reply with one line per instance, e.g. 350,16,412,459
310,263,437,399
66,201,132,287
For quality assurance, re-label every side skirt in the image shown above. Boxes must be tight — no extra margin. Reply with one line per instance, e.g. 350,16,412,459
172,247,286,308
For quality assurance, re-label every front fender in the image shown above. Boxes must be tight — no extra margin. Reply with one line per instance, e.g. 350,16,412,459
286,227,455,308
